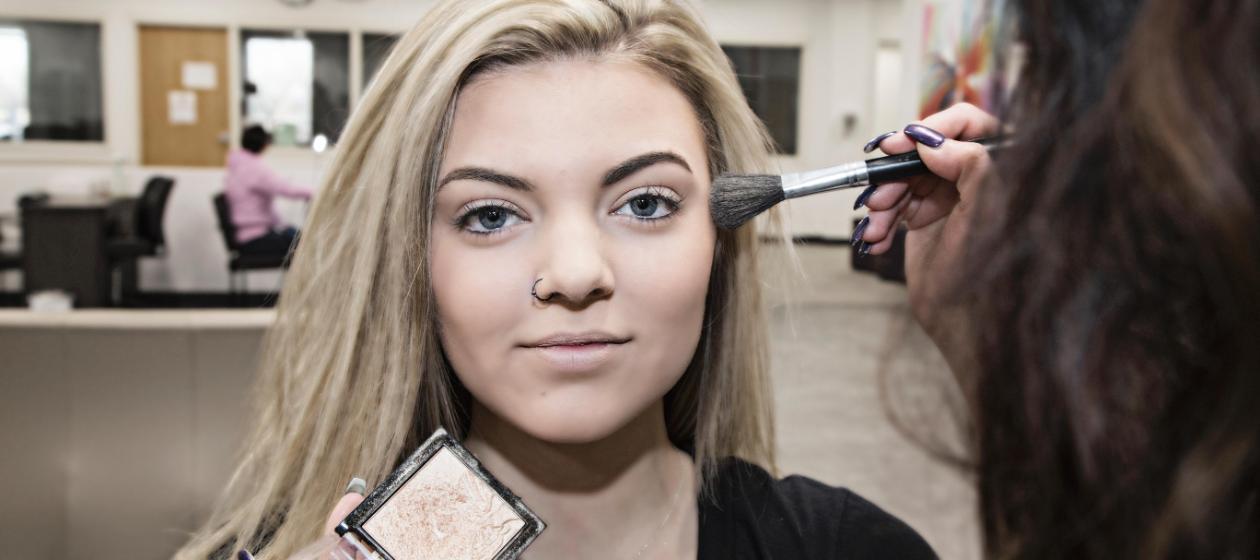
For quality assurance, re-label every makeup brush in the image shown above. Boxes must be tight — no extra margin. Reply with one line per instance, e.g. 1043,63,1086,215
709,137,1008,230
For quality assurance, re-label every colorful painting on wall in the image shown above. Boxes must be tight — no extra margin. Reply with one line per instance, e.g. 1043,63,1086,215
918,0,1007,118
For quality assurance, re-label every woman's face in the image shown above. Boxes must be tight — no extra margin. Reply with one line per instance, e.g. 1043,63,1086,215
430,58,715,444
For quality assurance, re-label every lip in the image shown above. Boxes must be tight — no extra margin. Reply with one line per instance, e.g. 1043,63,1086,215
522,332,632,373
524,332,633,348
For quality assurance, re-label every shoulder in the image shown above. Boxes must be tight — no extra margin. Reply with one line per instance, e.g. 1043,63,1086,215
698,458,936,560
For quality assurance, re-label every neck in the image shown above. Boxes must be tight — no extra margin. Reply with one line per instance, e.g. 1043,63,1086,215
464,401,698,559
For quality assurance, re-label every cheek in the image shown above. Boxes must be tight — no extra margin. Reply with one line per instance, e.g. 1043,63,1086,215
615,217,716,366
429,232,527,366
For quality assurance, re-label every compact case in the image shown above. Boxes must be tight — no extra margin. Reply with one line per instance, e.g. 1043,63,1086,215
334,427,546,560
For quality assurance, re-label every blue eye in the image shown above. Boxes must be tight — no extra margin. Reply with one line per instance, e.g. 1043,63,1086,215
457,202,524,235
614,189,680,221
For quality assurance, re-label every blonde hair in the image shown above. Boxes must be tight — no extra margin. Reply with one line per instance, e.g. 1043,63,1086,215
177,1,782,557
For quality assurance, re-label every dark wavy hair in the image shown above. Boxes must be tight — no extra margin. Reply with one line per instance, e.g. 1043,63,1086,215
960,0,1260,557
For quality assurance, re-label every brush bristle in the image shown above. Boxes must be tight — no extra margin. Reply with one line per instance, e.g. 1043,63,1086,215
709,174,785,229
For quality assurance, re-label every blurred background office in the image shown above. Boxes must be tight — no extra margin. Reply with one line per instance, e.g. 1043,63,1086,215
0,0,1000,558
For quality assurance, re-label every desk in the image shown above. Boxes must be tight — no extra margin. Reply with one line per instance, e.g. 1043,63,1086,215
21,196,133,307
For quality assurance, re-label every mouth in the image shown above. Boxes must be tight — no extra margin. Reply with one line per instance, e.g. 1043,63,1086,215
524,332,633,348
522,332,632,372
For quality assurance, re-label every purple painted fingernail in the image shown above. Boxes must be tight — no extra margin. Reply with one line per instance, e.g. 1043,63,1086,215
237,550,254,560
859,241,873,256
851,217,869,247
853,184,877,210
903,124,945,148
863,131,897,153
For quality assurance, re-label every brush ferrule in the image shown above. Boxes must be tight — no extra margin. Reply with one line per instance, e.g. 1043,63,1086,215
781,161,869,199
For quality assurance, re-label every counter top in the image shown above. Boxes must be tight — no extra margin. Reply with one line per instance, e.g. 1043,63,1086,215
0,309,275,329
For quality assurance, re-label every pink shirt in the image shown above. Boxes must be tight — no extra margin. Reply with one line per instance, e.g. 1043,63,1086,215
224,149,312,244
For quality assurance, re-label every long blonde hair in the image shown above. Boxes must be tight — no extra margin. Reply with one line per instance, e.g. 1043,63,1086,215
178,1,781,557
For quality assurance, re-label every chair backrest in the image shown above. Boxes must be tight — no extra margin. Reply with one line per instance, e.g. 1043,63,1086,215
212,193,241,252
135,176,175,248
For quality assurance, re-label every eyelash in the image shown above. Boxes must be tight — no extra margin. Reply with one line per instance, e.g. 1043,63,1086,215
451,187,684,236
613,186,683,224
452,199,527,237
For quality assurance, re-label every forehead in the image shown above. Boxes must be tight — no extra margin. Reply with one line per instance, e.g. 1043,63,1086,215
443,58,708,174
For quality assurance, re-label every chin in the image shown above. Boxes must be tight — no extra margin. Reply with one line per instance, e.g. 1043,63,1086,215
519,402,637,444
488,389,648,445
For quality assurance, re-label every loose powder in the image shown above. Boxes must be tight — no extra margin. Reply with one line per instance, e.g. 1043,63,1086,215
363,447,526,559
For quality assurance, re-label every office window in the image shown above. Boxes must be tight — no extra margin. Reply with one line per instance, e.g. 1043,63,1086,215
0,20,104,142
362,32,399,90
722,45,801,155
241,29,349,146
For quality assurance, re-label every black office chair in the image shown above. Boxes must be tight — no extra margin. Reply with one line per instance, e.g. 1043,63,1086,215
108,176,175,259
105,177,175,305
212,193,289,297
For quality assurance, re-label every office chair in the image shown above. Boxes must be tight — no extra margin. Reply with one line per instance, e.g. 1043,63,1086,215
106,176,176,305
212,193,289,301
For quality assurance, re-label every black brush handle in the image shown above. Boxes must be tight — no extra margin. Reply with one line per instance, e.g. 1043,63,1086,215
864,137,1008,185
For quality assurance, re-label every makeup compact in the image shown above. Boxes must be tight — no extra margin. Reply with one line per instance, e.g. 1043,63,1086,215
333,427,545,560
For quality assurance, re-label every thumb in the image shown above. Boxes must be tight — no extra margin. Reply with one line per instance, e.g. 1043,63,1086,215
324,479,367,536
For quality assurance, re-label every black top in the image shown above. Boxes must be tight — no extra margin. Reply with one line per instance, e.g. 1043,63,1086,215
699,458,937,560
216,457,936,560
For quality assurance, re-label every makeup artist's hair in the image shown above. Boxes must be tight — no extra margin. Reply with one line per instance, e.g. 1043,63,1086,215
176,1,780,558
955,0,1260,557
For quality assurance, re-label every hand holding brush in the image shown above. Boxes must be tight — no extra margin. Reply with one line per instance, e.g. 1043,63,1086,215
708,104,1006,232
708,102,1001,366
851,103,1001,370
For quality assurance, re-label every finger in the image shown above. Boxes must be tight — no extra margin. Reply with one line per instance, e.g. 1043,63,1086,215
903,182,962,230
912,139,992,199
869,130,914,155
324,492,365,536
862,193,911,243
862,182,909,211
918,102,1001,141
863,228,899,256
879,102,1001,154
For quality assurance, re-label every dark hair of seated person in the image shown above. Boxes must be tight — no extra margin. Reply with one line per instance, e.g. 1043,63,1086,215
241,125,272,154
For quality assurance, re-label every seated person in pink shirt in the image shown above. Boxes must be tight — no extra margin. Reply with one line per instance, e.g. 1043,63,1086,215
225,125,312,256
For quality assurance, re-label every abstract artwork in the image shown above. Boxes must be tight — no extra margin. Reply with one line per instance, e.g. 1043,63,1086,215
918,0,1008,118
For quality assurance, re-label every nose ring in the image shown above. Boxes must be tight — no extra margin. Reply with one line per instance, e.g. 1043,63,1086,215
531,277,551,303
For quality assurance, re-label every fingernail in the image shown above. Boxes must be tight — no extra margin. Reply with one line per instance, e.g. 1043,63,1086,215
345,477,367,495
851,217,869,247
863,130,897,153
237,550,254,560
853,185,877,210
859,242,873,256
903,123,945,148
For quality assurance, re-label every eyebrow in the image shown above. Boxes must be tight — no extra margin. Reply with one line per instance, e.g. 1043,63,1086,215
600,151,692,187
437,167,533,191
437,150,692,192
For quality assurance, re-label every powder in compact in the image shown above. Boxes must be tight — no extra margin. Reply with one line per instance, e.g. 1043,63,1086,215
363,447,526,559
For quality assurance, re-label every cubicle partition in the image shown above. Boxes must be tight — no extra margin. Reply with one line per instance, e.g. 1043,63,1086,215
0,310,270,560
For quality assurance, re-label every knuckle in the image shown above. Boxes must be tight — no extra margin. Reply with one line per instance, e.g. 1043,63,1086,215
957,142,988,166
952,102,979,114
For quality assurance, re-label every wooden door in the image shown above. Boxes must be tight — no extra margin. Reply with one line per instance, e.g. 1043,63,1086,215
138,26,229,167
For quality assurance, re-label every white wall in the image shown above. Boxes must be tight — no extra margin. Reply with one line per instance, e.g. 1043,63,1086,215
0,0,913,292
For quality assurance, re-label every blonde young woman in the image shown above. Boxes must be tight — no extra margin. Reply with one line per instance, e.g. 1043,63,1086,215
177,1,934,558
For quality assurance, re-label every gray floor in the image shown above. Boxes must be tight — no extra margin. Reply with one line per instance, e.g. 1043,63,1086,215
766,244,980,560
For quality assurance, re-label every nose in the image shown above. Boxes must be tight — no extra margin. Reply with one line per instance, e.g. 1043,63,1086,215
535,217,614,307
